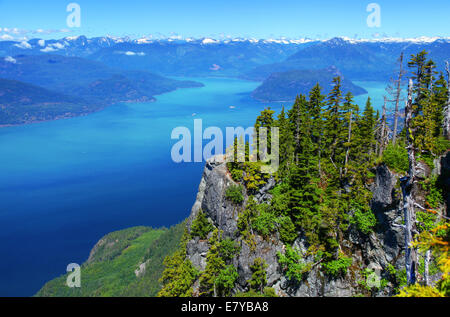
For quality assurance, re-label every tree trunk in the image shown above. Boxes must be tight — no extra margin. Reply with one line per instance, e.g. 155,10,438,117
379,96,387,156
444,61,450,140
344,110,352,175
393,52,404,144
401,79,419,285
424,249,431,286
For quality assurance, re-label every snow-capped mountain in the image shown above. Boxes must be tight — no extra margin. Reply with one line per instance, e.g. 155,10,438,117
0,35,448,79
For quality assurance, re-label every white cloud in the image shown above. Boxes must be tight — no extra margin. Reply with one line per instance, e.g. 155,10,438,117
4,56,17,64
52,42,65,49
14,41,32,49
39,42,66,53
0,34,14,40
122,51,146,56
202,38,219,44
38,39,46,47
40,46,57,52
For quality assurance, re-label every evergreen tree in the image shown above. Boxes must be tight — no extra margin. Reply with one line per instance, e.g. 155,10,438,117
254,107,275,155
309,83,326,176
323,77,344,170
158,230,198,297
248,258,267,294
199,230,226,296
356,97,376,164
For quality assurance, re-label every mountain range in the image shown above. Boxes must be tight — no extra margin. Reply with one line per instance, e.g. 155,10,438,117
1,36,449,79
1,36,449,125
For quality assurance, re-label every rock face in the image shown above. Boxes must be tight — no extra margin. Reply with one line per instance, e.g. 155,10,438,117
185,157,405,296
187,155,240,239
440,151,450,218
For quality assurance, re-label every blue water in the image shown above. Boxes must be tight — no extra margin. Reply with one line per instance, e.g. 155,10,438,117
0,77,387,296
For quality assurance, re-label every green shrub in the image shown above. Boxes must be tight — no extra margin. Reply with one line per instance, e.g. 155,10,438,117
434,136,450,156
350,209,377,234
277,245,308,281
358,268,388,291
215,265,238,296
417,153,435,170
230,169,244,182
322,254,352,277
191,210,214,239
421,175,444,209
417,210,438,232
270,183,290,216
225,184,244,205
277,216,297,244
234,287,277,297
262,287,277,297
382,142,409,173
251,205,278,237
219,238,240,262
248,258,267,293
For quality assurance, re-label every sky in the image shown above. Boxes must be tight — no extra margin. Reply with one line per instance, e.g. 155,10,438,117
0,0,449,40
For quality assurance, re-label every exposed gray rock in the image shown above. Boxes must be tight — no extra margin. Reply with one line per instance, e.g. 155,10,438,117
187,154,241,239
370,164,404,269
440,151,450,217
185,157,407,297
135,261,148,278
186,237,209,271
234,235,283,289
255,177,276,203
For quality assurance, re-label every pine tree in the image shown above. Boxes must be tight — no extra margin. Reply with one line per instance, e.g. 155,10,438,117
341,92,358,175
254,107,275,156
199,229,226,296
158,230,198,297
248,258,267,294
309,83,326,176
356,97,376,164
323,77,344,175
275,106,294,177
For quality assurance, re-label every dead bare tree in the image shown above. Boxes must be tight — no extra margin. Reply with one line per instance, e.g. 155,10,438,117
380,96,388,155
401,79,419,285
344,109,352,175
424,249,431,286
374,96,390,157
386,52,405,144
443,61,450,140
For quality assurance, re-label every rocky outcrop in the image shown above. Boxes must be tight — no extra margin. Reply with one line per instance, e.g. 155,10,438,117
185,157,406,297
439,151,450,217
187,155,241,239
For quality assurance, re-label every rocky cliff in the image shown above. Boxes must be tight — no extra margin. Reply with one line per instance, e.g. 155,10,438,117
184,155,408,297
